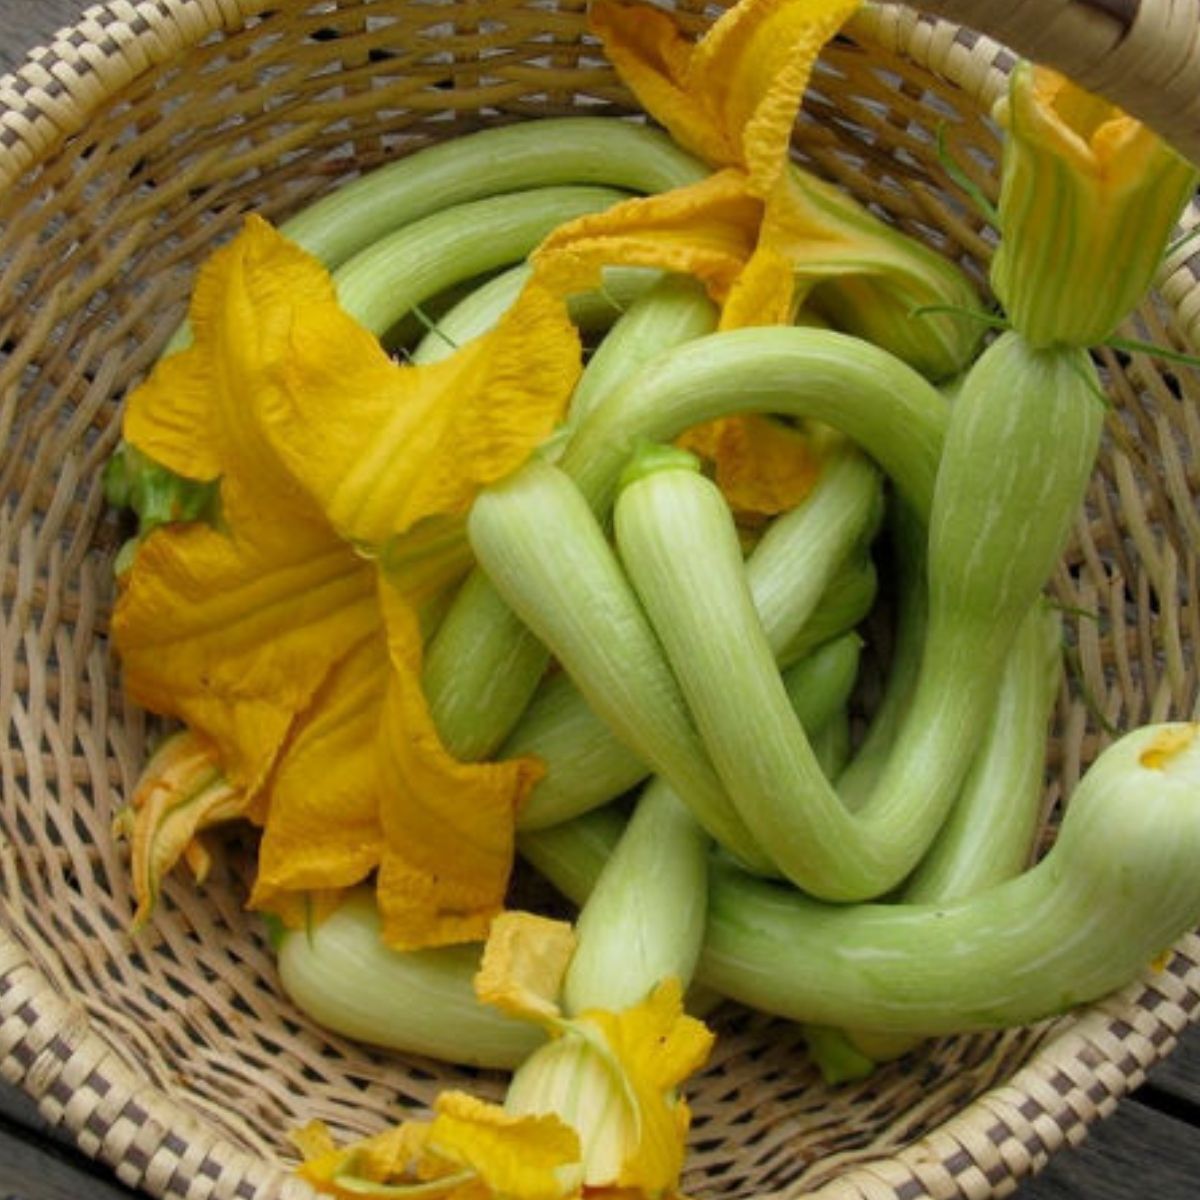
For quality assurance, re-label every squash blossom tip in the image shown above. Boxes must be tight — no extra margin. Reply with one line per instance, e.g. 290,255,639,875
122,730,248,929
990,62,1199,348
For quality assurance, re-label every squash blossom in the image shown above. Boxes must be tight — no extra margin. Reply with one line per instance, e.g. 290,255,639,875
293,1093,583,1200
990,62,1199,348
533,0,977,518
481,913,714,1197
113,731,244,929
113,216,581,949
292,912,713,1200
584,0,979,378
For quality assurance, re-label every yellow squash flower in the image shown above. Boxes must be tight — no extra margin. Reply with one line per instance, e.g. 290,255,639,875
990,62,1199,348
531,176,817,517
114,216,580,948
291,912,712,1200
294,1094,582,1200
533,170,775,322
113,731,245,929
532,0,868,519
591,0,858,195
590,0,980,378
477,914,714,1197
532,0,975,517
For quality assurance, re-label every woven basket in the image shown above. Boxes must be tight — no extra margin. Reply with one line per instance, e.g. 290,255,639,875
2,2,1199,1197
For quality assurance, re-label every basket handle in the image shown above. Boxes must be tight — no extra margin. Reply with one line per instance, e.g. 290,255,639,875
889,0,1200,165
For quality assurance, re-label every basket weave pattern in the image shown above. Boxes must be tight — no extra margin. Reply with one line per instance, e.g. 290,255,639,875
1,3,1199,1198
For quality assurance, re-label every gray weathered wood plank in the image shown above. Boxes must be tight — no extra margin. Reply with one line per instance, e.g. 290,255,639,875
0,1117,142,1200
0,0,84,73
1016,1089,1200,1199
1142,1023,1200,1112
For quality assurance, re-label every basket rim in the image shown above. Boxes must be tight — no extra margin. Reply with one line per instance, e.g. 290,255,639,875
1,4,1199,1200
0,0,277,193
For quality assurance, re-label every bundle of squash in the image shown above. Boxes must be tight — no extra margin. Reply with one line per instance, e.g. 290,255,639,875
103,2,1200,1195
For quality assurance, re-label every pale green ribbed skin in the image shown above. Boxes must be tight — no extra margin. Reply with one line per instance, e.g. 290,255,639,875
616,465,893,896
508,451,879,831
561,328,949,521
776,553,876,670
333,186,627,335
504,1034,628,1187
433,327,943,762
166,116,694,350
506,670,649,831
284,117,707,267
704,724,1200,1033
510,627,865,832
565,276,717,428
276,891,541,1069
744,447,881,659
837,600,1063,1066
518,807,625,907
563,781,709,1015
809,710,853,781
424,282,718,761
781,634,862,737
522,723,1200,1034
614,334,1101,899
468,459,770,871
928,335,1100,634
858,334,1100,886
420,570,548,763
835,503,927,808
990,63,1198,349
904,601,1062,901
409,265,664,365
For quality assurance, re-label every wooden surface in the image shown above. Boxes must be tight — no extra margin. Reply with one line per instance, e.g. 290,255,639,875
1,2,1199,1198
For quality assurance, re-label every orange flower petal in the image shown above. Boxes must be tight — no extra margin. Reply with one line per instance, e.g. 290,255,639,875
578,980,714,1193
428,1092,582,1200
374,581,545,950
590,0,734,168
122,730,248,927
293,1098,581,1200
690,0,860,196
294,1118,436,1197
124,214,332,518
591,0,859,195
505,979,714,1196
473,912,577,1024
532,171,764,307
113,517,379,803
117,216,569,952
717,243,799,331
115,217,384,805
256,277,582,548
679,413,822,518
249,631,389,914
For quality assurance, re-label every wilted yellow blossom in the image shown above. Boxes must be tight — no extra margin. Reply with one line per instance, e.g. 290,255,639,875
476,913,714,1197
115,216,579,947
115,731,247,928
991,62,1198,347
294,1094,582,1200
